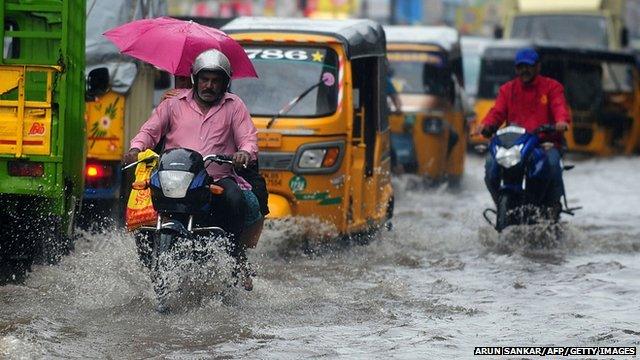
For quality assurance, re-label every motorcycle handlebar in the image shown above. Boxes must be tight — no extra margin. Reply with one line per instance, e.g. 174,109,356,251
533,124,557,134
203,154,233,165
121,154,159,171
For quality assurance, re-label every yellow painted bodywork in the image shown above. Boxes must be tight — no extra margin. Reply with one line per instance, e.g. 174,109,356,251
387,44,466,181
468,98,495,146
230,33,393,235
0,65,60,157
85,91,126,161
565,90,640,155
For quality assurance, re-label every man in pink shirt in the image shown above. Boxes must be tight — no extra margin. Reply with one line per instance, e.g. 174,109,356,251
123,49,258,289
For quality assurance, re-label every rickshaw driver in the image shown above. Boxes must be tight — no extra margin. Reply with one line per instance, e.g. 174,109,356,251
123,49,260,289
474,48,570,211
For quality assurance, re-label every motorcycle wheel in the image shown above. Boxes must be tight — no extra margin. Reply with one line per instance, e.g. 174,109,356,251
496,194,514,233
151,232,175,313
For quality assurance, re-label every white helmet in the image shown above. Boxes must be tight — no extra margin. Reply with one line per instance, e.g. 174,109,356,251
191,49,232,79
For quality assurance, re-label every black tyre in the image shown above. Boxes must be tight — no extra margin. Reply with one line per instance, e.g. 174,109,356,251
496,194,514,233
151,232,175,313
33,215,73,265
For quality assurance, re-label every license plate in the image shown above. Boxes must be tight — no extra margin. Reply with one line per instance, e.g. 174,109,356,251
258,132,282,148
263,171,283,188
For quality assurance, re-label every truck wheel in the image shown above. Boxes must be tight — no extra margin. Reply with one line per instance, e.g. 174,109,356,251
33,215,73,265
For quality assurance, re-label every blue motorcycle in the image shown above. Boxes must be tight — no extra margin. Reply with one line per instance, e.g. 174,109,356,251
482,125,580,232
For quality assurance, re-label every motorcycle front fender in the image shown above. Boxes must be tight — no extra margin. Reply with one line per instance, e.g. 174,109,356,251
159,220,191,238
266,193,292,219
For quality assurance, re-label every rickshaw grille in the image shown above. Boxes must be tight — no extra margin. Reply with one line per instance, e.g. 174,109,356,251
572,128,593,146
258,152,295,171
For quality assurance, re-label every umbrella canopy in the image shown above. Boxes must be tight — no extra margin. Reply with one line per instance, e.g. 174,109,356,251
103,17,257,78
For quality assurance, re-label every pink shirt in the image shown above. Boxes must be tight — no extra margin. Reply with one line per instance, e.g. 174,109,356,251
130,89,258,189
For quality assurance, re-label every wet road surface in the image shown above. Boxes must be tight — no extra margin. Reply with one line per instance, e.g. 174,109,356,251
1,154,639,358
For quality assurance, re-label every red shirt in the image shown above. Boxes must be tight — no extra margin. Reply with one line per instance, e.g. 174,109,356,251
482,75,570,146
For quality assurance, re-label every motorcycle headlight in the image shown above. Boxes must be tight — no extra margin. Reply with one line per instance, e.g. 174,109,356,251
158,170,194,198
495,144,523,168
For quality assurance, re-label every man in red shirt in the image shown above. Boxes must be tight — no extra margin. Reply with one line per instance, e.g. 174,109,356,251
476,48,570,209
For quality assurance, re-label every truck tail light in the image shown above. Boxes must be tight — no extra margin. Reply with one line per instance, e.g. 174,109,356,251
85,163,112,179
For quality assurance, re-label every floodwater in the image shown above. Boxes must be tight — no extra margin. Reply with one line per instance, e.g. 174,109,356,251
1,155,639,359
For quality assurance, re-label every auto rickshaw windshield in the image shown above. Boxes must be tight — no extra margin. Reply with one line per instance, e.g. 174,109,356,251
477,57,515,99
232,45,339,117
388,51,450,96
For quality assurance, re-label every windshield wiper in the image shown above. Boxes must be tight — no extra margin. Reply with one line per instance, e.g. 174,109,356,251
266,79,324,129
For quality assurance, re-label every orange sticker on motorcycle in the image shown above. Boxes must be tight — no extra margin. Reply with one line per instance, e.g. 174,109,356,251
540,95,548,105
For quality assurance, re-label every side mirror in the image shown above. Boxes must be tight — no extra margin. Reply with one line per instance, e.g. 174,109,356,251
493,25,503,39
86,67,110,101
621,27,629,47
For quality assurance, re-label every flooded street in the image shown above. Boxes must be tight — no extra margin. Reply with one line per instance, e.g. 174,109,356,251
1,154,640,359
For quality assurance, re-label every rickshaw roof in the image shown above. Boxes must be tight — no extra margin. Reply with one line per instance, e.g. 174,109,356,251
222,17,386,59
383,25,460,52
483,39,636,63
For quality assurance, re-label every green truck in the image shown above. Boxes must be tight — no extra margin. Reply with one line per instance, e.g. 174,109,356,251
0,0,85,265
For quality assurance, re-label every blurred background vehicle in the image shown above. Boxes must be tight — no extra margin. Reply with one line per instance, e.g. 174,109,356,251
81,0,168,226
385,25,467,185
224,17,394,238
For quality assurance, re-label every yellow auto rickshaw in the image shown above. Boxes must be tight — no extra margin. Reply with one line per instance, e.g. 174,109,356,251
467,40,524,149
542,47,640,155
223,17,393,236
383,25,467,185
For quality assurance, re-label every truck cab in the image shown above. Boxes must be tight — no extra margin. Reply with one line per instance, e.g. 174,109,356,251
499,0,628,50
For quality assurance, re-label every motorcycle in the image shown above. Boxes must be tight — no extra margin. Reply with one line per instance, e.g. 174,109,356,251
482,125,580,232
123,148,240,312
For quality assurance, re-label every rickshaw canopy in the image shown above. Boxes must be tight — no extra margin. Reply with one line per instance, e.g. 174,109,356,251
222,17,386,59
482,39,636,64
383,25,460,54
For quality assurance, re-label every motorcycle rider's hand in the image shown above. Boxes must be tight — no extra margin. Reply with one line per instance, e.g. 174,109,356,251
160,88,181,102
123,148,141,165
480,124,496,139
555,122,569,132
232,150,250,169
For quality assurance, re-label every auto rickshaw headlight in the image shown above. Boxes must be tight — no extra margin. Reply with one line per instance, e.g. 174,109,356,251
293,141,345,174
298,149,326,168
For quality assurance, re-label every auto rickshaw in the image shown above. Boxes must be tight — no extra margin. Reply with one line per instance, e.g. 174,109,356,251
383,25,467,184
539,46,640,155
467,40,524,149
223,17,394,236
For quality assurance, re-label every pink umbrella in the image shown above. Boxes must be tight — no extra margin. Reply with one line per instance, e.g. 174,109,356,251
103,17,257,78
